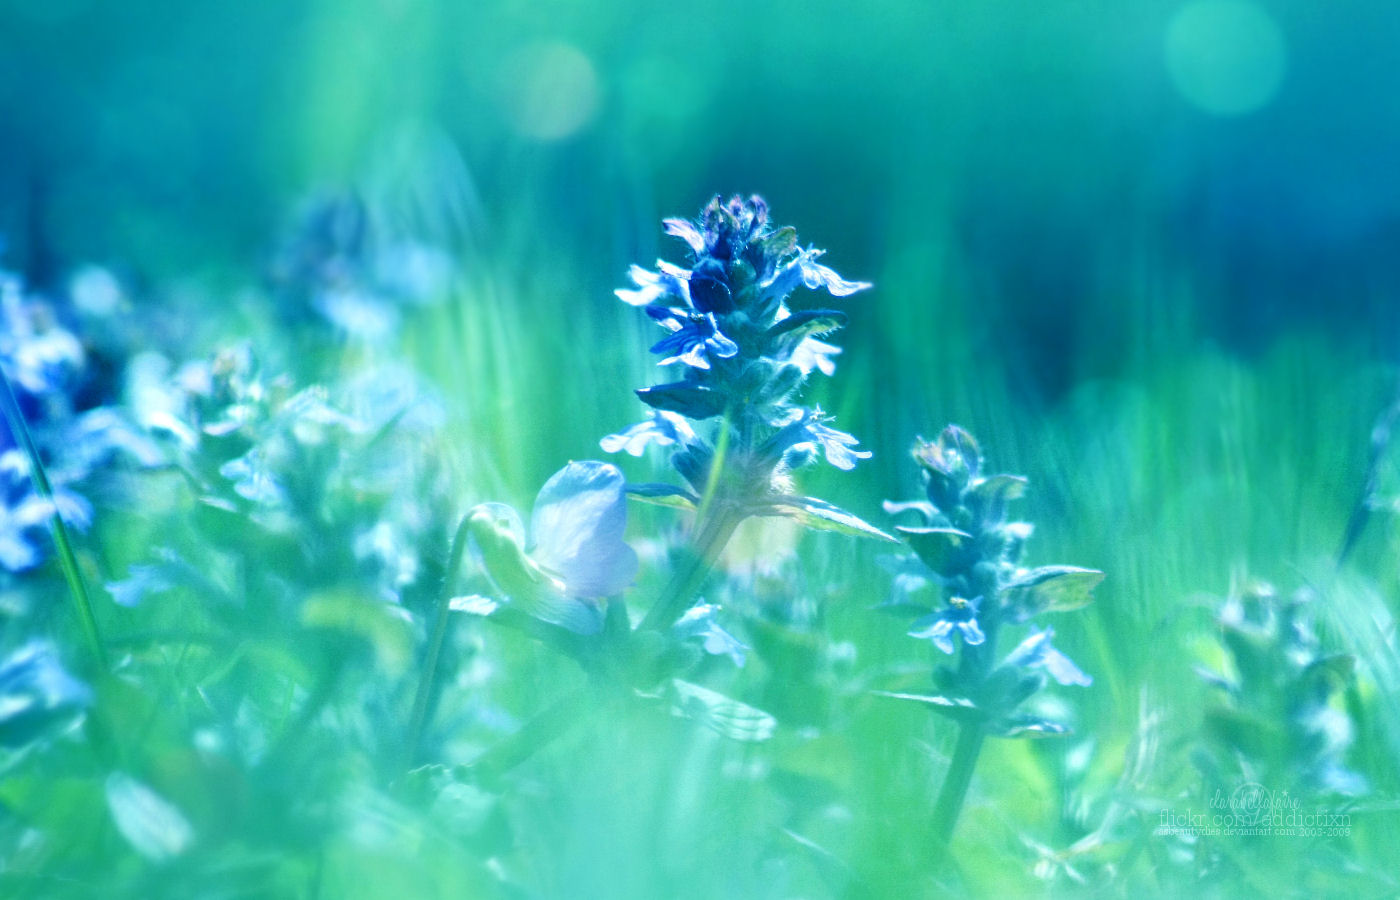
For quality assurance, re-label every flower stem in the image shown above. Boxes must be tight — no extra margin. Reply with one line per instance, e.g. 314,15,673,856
639,509,741,632
405,513,473,768
931,723,985,846
464,687,587,787
0,366,107,671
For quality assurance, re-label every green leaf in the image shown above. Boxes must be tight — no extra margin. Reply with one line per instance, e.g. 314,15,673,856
766,309,848,342
761,225,799,259
872,690,978,711
1303,653,1356,692
967,473,1027,506
764,495,899,542
626,482,699,510
1005,566,1104,615
669,679,776,742
897,526,973,574
872,690,981,723
636,382,727,419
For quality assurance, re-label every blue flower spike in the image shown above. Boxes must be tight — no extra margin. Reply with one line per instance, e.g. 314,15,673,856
604,195,891,550
879,425,1102,843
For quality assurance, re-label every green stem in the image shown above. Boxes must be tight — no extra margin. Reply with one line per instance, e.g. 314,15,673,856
0,366,107,670
931,723,986,846
405,514,473,767
639,509,741,632
464,687,587,787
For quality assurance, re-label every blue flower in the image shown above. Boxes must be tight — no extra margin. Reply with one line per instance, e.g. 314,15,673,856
790,336,841,376
1003,626,1092,687
600,410,696,457
646,307,739,369
0,450,93,572
469,461,639,634
0,640,92,747
0,277,85,399
768,407,871,471
615,261,692,308
909,596,986,655
673,603,748,668
762,246,872,303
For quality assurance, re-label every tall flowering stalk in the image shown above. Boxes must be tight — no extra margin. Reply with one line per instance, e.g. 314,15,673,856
451,196,884,775
880,426,1103,845
1196,583,1366,797
604,194,887,632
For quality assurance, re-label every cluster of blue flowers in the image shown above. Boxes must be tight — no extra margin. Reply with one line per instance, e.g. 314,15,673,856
882,425,1102,737
0,271,156,573
603,195,877,529
269,191,458,343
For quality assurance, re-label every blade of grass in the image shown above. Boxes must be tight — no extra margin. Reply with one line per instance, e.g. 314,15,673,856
0,366,107,670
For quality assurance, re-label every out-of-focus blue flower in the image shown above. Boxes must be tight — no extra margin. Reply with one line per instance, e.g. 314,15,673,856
674,602,748,668
600,410,696,457
769,407,871,471
1003,627,1092,687
469,461,639,634
909,596,986,655
0,640,92,747
269,190,462,343
0,455,93,573
0,276,84,399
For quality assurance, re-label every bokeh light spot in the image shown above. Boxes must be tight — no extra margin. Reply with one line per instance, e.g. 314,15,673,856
1165,0,1287,116
500,41,599,141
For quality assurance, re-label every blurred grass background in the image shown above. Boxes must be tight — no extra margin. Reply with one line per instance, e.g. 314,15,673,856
3,0,1399,894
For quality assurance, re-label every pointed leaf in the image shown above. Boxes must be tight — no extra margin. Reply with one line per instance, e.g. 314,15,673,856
625,483,699,511
767,309,847,343
636,382,727,419
966,474,1027,518
897,526,973,574
873,689,982,723
872,690,978,711
764,496,898,542
1004,566,1104,616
